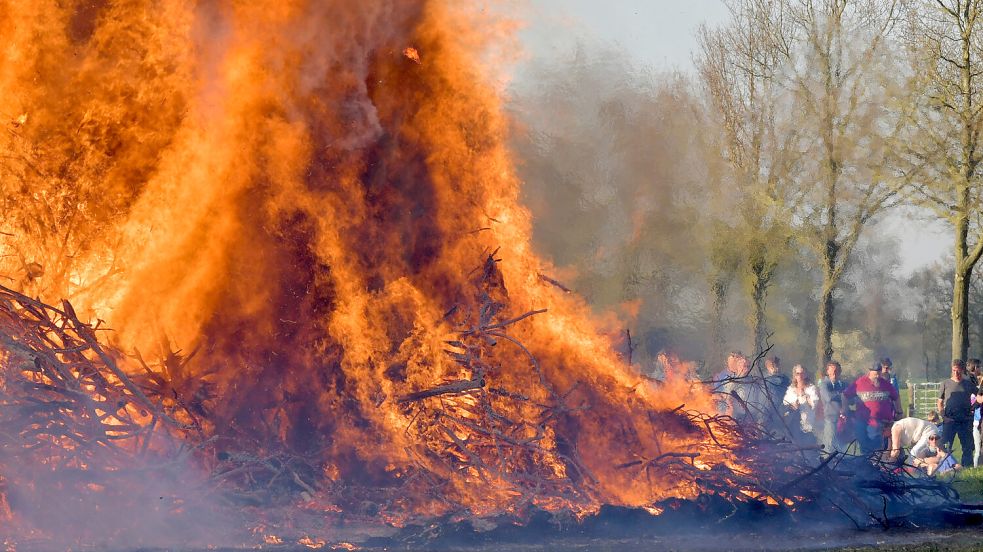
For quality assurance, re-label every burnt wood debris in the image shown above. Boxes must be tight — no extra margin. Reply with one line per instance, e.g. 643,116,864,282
0,255,979,544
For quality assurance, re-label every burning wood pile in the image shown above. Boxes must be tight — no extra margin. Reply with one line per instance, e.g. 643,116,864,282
0,257,969,548
0,284,219,545
0,1,975,548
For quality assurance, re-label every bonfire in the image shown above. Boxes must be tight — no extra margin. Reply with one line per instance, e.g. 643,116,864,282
0,0,967,549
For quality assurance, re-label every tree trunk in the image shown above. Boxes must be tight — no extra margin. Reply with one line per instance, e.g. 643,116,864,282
953,266,972,362
816,283,835,372
976,310,983,360
751,270,768,357
953,19,976,363
707,277,730,376
952,163,972,362
816,236,838,371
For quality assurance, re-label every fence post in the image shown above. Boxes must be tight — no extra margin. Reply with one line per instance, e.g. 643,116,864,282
907,379,914,417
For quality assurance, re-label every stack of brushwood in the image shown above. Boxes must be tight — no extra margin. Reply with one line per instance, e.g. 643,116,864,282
0,284,207,526
0,285,180,473
0,254,974,540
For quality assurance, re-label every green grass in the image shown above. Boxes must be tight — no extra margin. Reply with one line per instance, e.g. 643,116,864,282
953,466,983,501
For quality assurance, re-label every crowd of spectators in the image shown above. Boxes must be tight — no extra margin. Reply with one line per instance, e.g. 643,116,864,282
695,351,983,477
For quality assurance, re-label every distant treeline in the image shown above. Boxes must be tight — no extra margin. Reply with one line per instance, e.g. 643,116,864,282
509,0,983,382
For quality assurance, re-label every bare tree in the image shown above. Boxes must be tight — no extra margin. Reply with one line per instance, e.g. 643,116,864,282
780,0,905,369
701,0,903,368
901,0,983,362
696,0,799,356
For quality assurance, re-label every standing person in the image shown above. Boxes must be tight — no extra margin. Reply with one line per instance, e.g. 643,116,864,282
844,363,900,454
764,356,790,400
761,356,790,430
713,352,742,390
972,359,983,467
973,388,982,468
656,349,679,380
818,361,848,452
971,357,982,466
783,365,820,443
723,352,766,423
938,359,976,468
968,358,982,386
880,357,902,418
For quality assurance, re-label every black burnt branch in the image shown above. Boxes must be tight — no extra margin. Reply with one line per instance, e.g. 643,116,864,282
207,446,319,506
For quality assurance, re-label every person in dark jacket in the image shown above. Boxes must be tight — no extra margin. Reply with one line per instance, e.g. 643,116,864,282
880,357,901,418
761,356,790,432
968,358,981,386
818,361,848,452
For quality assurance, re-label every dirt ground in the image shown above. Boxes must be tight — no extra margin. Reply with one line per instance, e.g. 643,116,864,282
143,529,980,552
345,529,983,552
371,529,983,552
2,527,977,552
169,527,983,552
11,510,983,551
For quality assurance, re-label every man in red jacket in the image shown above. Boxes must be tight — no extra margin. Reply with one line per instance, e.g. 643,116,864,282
844,363,899,454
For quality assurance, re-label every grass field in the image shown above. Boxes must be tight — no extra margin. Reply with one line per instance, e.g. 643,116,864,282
952,466,983,500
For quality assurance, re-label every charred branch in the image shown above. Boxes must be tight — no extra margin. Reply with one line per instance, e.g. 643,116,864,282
398,377,486,403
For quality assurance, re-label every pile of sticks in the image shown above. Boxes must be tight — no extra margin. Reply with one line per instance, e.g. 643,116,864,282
0,285,178,463
388,247,962,529
0,284,205,524
0,256,966,533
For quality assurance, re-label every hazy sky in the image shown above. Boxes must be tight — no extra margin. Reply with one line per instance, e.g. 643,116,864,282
521,0,730,71
517,0,950,274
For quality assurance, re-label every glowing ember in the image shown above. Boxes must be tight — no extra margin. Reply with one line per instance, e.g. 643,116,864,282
403,47,422,64
298,536,326,549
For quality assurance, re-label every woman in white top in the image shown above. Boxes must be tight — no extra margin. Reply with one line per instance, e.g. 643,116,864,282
783,364,820,436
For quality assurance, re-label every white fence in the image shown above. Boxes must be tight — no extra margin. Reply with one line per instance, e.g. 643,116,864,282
909,382,940,419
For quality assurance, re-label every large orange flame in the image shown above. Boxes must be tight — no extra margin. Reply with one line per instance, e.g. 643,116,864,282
0,0,734,520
